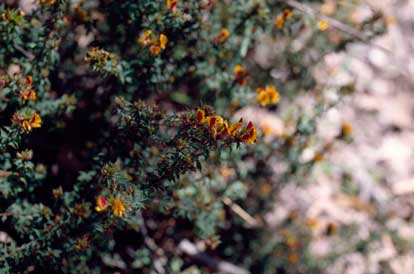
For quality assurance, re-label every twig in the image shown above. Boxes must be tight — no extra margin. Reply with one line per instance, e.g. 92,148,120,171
14,44,35,60
281,0,392,54
178,239,251,274
222,197,261,227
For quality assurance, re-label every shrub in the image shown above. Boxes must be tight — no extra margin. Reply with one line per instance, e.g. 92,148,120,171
0,0,386,273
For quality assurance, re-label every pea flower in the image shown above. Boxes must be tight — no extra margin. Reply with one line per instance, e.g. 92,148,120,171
138,30,153,46
256,85,280,106
138,31,168,56
213,28,230,45
13,112,42,133
234,65,248,86
274,9,292,28
318,20,329,31
240,121,257,144
112,198,126,217
95,196,108,212
197,108,206,123
166,0,177,10
19,76,37,103
20,89,37,103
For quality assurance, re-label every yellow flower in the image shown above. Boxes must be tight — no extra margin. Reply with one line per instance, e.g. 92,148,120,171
28,90,37,100
138,30,153,46
166,0,177,10
234,65,248,86
213,28,230,45
112,198,126,217
159,34,168,49
20,90,37,103
266,85,280,104
30,113,42,128
22,120,31,133
318,20,329,31
274,15,285,28
140,32,168,56
340,121,352,138
17,113,42,133
256,85,280,106
240,121,257,144
206,115,224,137
38,0,56,4
95,196,108,212
228,118,243,136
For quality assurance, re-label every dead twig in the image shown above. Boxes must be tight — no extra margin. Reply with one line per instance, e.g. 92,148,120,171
281,0,392,54
222,197,261,228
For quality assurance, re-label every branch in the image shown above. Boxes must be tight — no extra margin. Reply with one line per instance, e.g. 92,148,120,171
281,0,392,54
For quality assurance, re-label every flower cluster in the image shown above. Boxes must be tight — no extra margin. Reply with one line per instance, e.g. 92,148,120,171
274,9,293,28
84,47,111,63
256,85,280,106
19,76,37,103
12,112,42,133
137,30,168,56
95,196,126,217
197,109,257,144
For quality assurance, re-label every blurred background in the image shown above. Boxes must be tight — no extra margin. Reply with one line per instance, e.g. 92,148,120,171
252,1,414,273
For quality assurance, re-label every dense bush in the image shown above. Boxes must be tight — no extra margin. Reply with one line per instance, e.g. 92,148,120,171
0,0,386,273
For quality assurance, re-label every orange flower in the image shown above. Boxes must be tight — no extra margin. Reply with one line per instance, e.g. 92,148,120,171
95,196,108,212
234,65,248,86
274,15,285,28
240,121,257,144
150,45,162,56
283,9,292,19
213,28,230,45
112,198,126,217
166,0,177,10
